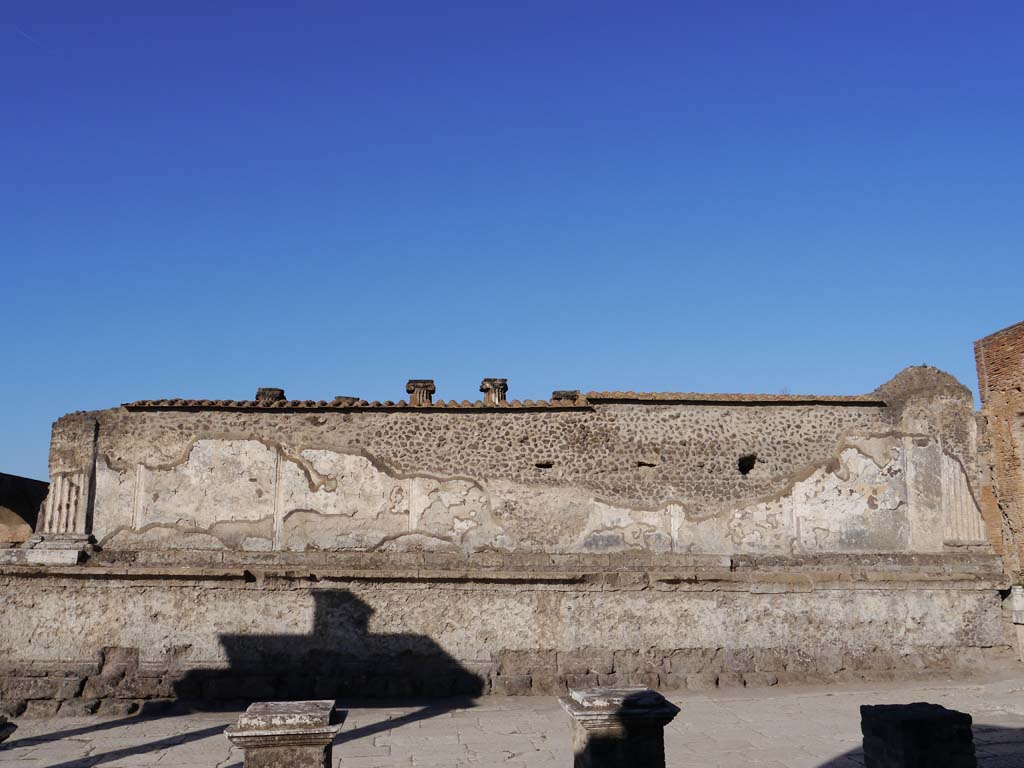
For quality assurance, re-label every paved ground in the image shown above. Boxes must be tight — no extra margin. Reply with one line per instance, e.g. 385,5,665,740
4,667,1024,767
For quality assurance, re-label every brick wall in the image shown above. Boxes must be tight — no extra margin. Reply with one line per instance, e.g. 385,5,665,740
975,415,1006,556
975,320,1024,571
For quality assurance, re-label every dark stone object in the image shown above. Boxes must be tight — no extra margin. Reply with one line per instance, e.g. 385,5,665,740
861,702,976,768
551,390,581,403
255,388,286,406
0,714,15,743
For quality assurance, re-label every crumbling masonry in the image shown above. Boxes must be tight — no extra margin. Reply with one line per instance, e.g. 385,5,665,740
2,321,1024,714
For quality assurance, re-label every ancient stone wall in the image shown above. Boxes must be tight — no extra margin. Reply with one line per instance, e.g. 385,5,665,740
0,365,1010,707
975,321,1024,572
31,367,992,559
0,553,1006,714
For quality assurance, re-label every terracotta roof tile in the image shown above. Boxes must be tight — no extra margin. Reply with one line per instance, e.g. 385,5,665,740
123,389,884,411
583,391,884,404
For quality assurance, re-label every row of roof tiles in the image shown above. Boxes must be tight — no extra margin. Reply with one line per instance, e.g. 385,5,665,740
585,391,882,403
124,389,884,411
125,397,584,409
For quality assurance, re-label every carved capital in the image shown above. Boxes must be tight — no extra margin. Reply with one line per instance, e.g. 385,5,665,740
480,378,509,407
406,379,436,406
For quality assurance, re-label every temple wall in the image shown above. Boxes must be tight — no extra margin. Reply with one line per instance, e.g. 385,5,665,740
51,366,991,558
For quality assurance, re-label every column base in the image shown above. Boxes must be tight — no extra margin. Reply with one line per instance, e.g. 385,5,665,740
22,534,94,564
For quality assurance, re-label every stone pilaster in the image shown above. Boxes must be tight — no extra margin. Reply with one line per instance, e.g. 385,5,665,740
26,414,98,563
26,469,93,563
560,687,680,768
37,472,88,536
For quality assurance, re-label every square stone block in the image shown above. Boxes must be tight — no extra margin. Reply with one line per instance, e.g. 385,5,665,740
560,686,680,768
861,702,976,768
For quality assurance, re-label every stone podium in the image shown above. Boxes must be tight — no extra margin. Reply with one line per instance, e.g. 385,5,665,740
225,700,340,768
560,686,680,768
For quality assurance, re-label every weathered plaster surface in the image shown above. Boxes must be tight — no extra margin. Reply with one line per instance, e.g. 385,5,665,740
91,429,988,556
1,580,1002,667
0,570,1006,704
46,366,984,559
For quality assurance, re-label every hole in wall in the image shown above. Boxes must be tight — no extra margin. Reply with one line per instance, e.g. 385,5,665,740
637,461,657,468
737,454,757,475
535,461,554,470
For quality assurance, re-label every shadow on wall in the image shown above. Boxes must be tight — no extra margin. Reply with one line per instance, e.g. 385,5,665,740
0,472,47,543
172,589,485,704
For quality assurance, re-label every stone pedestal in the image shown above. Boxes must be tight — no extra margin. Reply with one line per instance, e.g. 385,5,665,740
560,687,680,768
861,702,976,768
225,700,340,768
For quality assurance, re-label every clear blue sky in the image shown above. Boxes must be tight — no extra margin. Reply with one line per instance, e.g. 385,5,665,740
3,2,1022,481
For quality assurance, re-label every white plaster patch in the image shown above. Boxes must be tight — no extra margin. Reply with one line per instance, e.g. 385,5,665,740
714,446,909,554
139,439,277,527
93,457,137,541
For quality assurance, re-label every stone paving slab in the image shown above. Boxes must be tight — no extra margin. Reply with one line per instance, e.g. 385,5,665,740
4,666,1024,767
